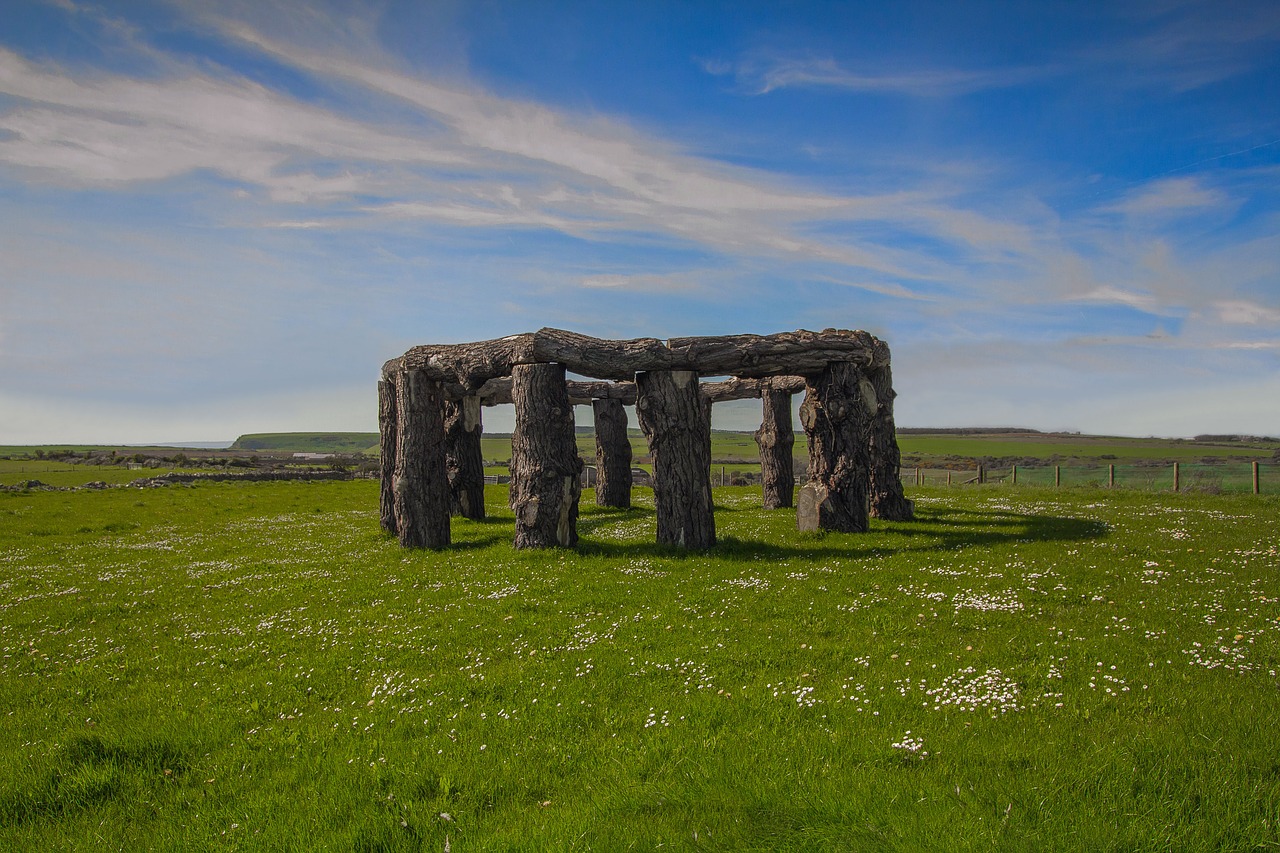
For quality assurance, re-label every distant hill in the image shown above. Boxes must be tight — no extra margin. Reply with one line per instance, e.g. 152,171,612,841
230,432,379,454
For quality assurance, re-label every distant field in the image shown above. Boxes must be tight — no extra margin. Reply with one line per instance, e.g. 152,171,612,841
0,461,205,488
6,430,1275,472
898,434,1278,462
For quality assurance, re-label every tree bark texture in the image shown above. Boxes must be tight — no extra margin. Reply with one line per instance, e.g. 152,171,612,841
667,328,882,378
798,362,872,533
592,397,633,508
444,395,486,520
755,387,795,509
476,375,806,407
510,363,582,548
398,327,884,386
377,379,398,535
636,370,716,549
392,369,451,549
866,364,914,521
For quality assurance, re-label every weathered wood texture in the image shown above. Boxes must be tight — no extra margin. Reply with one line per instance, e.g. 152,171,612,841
592,397,632,508
510,364,582,548
474,375,805,407
396,328,883,387
636,370,716,549
755,387,796,509
797,362,872,533
392,369,451,548
866,365,914,521
377,379,398,534
668,329,882,379
477,377,637,407
443,395,486,520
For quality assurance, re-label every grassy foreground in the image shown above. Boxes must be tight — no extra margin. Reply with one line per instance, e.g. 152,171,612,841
1,482,1278,851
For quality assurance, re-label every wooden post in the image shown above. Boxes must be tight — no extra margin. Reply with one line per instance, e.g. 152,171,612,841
592,397,632,508
1254,461,1260,495
444,395,485,520
510,364,581,548
1109,464,1115,488
1055,465,1060,487
915,467,920,485
510,365,581,547
978,463,985,484
392,368,451,549
721,466,726,487
377,378,398,535
947,471,952,486
1173,462,1180,492
636,369,716,548
1011,465,1017,485
866,364,912,520
797,362,872,533
755,387,795,509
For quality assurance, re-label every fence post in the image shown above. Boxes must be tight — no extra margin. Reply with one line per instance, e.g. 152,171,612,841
1011,464,1017,485
978,463,985,484
1055,465,1060,487
1109,464,1115,488
914,467,921,486
947,471,952,486
1254,461,1260,495
1173,462,1180,492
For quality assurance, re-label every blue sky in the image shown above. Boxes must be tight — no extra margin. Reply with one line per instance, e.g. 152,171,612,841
1,0,1278,443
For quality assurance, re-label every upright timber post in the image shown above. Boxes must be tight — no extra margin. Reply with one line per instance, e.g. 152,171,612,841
392,368,451,549
866,364,914,521
636,369,716,549
444,395,486,520
755,386,795,509
797,362,872,533
592,397,633,508
377,378,398,535
510,363,581,548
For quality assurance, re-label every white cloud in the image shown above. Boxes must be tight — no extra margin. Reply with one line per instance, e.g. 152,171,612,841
1214,299,1280,326
1073,285,1162,313
0,47,465,199
1099,176,1230,218
716,56,1047,97
577,272,701,293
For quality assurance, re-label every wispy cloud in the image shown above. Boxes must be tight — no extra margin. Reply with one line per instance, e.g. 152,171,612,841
1073,285,1165,314
709,55,1045,97
1214,300,1280,326
1,12,1030,289
1098,176,1232,218
1092,0,1280,91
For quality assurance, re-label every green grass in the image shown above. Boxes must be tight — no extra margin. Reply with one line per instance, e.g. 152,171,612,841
2,482,1279,850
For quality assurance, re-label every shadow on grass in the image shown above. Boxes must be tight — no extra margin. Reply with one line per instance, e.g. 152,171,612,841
0,734,191,827
572,503,1108,561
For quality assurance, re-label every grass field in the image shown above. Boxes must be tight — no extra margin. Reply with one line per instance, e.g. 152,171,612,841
0,461,209,489
2,481,1278,850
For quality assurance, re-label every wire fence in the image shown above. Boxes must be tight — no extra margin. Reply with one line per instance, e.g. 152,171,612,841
899,461,1277,495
